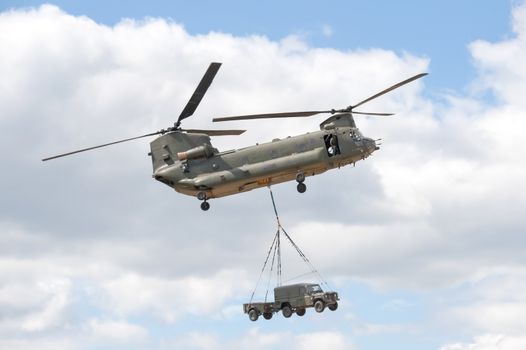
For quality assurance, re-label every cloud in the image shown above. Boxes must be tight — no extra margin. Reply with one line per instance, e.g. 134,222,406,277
100,269,250,321
295,331,353,350
1,2,526,350
88,318,148,344
167,329,352,350
439,334,526,350
0,337,79,350
437,266,526,341
0,263,73,333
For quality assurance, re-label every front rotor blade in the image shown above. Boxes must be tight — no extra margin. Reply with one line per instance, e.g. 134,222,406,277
213,110,331,122
176,62,222,126
182,128,246,136
352,111,394,116
42,131,162,161
352,73,428,110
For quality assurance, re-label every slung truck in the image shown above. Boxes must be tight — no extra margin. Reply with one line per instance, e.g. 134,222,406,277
243,283,339,321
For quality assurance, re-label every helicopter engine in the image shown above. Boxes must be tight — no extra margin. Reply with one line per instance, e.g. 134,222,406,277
177,143,215,161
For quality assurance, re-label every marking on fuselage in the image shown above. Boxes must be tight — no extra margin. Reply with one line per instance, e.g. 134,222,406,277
257,178,271,185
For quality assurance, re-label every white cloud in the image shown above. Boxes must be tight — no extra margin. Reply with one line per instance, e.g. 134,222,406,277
452,302,526,336
88,318,148,343
235,328,287,350
345,311,417,336
0,267,72,333
295,331,353,350
440,334,526,350
166,328,288,350
1,2,526,350
20,279,72,332
100,269,249,321
0,337,79,350
437,267,526,341
469,3,526,107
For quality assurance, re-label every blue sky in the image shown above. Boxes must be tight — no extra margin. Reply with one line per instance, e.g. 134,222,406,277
1,1,526,350
2,0,514,90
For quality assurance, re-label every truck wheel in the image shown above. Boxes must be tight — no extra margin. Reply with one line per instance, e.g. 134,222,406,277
328,302,338,311
314,300,325,313
263,312,273,320
282,305,293,318
248,309,259,321
296,308,306,316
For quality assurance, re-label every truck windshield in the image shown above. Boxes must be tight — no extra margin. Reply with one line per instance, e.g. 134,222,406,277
308,285,323,294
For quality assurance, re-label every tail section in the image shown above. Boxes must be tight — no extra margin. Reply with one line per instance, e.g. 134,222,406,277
149,132,213,173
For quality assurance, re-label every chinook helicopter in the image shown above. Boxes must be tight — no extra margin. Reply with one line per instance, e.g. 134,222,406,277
43,62,426,210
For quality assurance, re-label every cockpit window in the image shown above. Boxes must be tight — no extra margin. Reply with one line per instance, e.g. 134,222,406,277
350,129,362,141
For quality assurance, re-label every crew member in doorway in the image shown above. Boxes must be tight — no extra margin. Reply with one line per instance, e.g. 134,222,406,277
325,134,340,157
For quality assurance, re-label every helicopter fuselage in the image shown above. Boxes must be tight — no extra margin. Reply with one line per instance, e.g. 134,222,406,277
41,61,424,211
150,113,378,200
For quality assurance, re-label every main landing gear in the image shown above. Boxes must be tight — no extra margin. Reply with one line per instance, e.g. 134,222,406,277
197,191,210,211
296,173,306,193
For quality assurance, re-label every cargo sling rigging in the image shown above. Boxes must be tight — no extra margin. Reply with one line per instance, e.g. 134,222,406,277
248,187,330,304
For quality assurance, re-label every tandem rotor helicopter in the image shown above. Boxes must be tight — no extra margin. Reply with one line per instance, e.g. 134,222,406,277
43,62,427,211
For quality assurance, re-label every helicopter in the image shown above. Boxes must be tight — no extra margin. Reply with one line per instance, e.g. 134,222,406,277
43,62,427,211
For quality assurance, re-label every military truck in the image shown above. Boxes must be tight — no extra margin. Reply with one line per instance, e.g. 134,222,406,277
243,283,339,321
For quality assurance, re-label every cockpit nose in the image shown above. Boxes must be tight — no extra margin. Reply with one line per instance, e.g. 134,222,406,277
363,137,378,154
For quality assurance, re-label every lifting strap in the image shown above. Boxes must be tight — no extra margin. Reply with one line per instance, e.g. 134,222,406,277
248,187,331,305
269,187,330,290
248,231,278,305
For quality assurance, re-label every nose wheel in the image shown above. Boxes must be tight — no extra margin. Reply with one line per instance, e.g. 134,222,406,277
296,172,306,193
197,191,210,211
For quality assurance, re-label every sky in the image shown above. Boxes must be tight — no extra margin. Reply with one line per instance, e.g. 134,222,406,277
0,1,525,350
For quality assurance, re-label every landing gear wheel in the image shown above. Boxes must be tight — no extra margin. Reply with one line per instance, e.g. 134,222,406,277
296,308,306,316
197,191,207,201
328,302,338,311
282,305,292,318
263,312,273,320
200,201,210,211
248,309,259,321
297,182,307,193
296,172,305,183
314,300,325,313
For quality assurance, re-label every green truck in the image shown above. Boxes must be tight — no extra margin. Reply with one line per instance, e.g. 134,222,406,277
243,283,339,321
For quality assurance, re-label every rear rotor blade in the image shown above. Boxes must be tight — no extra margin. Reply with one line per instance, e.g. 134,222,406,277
213,110,331,122
352,73,428,110
42,131,162,161
182,128,246,136
176,62,222,127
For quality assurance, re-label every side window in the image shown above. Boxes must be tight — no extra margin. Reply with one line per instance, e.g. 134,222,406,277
323,134,341,157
